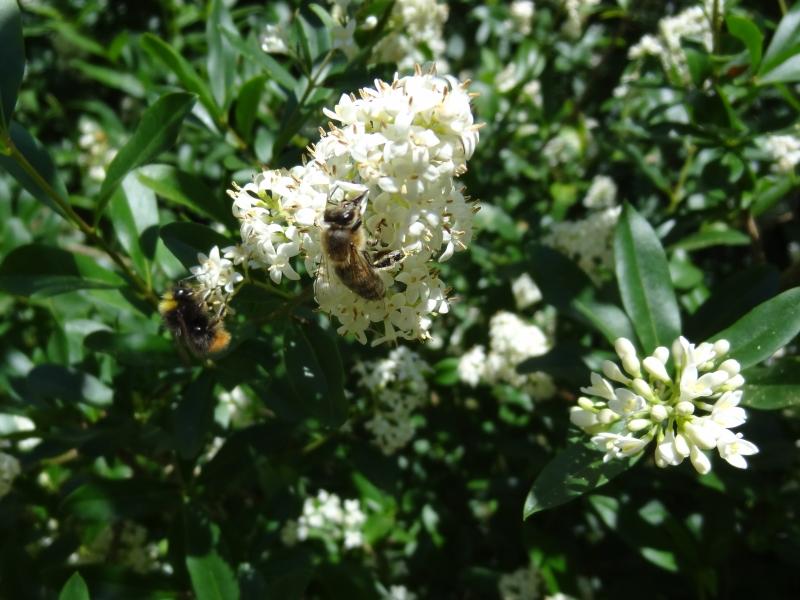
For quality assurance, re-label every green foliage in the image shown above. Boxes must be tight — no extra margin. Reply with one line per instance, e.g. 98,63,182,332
1,1,799,598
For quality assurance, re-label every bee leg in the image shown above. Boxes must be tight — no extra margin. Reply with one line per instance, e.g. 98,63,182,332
372,249,406,270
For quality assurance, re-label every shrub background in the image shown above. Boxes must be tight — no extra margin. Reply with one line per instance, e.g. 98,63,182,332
0,0,799,598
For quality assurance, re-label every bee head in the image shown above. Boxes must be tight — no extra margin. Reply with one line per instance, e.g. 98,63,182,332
324,199,363,228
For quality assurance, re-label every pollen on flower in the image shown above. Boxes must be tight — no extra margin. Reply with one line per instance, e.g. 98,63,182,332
571,336,758,474
212,69,479,345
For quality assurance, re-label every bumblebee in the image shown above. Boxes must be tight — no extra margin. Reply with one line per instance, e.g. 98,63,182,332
158,285,230,356
320,191,403,301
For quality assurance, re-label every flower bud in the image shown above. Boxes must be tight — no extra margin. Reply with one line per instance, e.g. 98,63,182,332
602,360,630,384
614,338,637,361
643,356,671,382
713,339,730,357
676,401,695,415
724,374,745,389
570,407,598,429
578,396,595,410
719,359,740,376
598,408,617,424
690,445,711,475
652,346,669,364
632,378,652,398
621,354,641,378
672,337,686,367
628,418,651,432
650,404,668,422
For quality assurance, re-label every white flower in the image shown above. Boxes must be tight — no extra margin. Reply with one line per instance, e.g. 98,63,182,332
458,345,487,387
287,489,366,551
762,134,800,174
260,24,289,54
510,2,536,36
371,0,450,72
220,71,479,345
572,336,758,474
77,118,117,182
357,347,430,454
498,564,540,600
543,205,621,284
582,175,617,209
561,0,601,38
0,452,21,498
191,245,243,296
511,273,542,309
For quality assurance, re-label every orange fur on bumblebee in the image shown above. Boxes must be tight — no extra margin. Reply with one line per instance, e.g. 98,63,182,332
158,285,230,356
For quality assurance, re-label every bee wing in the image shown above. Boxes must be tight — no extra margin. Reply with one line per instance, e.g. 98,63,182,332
345,243,382,283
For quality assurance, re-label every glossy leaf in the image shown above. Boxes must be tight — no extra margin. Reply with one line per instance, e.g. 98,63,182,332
58,573,89,600
686,265,779,341
159,222,232,270
0,0,24,126
614,204,681,353
137,164,231,224
742,358,800,409
185,512,241,600
107,170,159,277
711,287,800,368
758,3,800,80
140,33,220,121
98,92,196,211
668,226,750,252
0,122,69,219
220,27,296,89
25,364,112,406
524,435,640,518
234,75,267,141
0,243,126,297
727,14,763,70
207,0,237,109
282,322,348,427
174,373,217,460
529,244,635,346
70,59,146,98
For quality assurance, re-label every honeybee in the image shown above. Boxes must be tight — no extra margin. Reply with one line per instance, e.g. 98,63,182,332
320,191,403,301
159,285,231,356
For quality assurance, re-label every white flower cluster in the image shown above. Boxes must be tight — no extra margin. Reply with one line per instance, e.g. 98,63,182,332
77,118,117,182
459,311,555,400
762,134,800,175
0,452,21,498
512,273,542,310
215,385,254,428
498,564,540,600
561,0,601,38
220,71,479,344
543,128,583,169
380,585,418,600
355,346,430,454
282,489,367,550
543,175,620,284
627,0,725,85
68,521,167,574
190,245,244,310
571,336,759,474
510,1,536,36
372,0,450,72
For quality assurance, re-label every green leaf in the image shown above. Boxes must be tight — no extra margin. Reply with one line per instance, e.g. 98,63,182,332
614,204,681,353
0,122,70,219
282,322,347,427
220,27,296,90
84,330,175,367
686,265,779,341
742,358,800,409
0,0,24,127
185,512,241,600
98,91,196,213
107,170,160,278
758,54,800,84
727,14,763,69
140,33,220,121
529,245,635,346
234,75,267,141
0,244,126,297
207,0,237,109
758,2,800,80
432,357,460,386
137,164,231,225
174,373,216,460
25,364,112,406
69,59,146,98
710,287,800,369
159,222,232,270
516,344,591,383
668,225,750,252
58,572,90,600
523,435,640,518
61,480,179,521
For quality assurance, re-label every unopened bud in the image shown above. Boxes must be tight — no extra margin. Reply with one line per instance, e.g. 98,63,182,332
632,378,652,398
713,339,730,357
719,359,740,376
614,337,637,361
602,360,630,384
628,418,651,432
643,356,671,382
578,396,595,411
650,404,668,422
652,346,669,364
676,401,695,415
